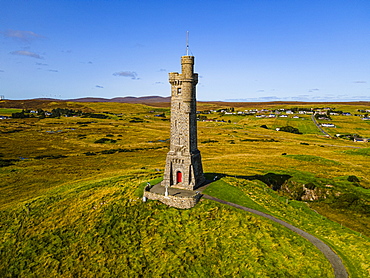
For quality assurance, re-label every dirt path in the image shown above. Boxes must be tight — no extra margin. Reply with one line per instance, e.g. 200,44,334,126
202,194,348,278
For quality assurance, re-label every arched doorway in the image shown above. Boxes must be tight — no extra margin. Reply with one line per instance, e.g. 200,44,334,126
176,171,182,183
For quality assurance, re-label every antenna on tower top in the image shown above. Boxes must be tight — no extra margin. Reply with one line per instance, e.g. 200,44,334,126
186,31,189,56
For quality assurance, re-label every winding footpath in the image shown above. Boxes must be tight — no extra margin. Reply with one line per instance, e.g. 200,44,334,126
202,194,348,278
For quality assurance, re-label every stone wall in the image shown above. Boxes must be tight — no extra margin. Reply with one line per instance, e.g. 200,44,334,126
143,190,202,209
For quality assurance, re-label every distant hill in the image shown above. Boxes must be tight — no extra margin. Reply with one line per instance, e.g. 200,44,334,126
3,97,369,109
65,96,171,103
0,96,171,109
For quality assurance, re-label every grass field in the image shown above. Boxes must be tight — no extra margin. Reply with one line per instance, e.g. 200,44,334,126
1,99,369,277
0,108,23,115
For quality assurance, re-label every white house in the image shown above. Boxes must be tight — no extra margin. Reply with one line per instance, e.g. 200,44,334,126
354,138,368,143
321,123,336,127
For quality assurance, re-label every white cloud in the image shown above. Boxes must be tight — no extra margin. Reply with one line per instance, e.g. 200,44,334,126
10,50,43,59
113,71,138,80
293,95,310,99
1,30,45,42
225,96,281,102
308,88,320,92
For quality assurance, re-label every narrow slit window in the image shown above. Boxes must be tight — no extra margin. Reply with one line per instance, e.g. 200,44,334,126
177,87,182,94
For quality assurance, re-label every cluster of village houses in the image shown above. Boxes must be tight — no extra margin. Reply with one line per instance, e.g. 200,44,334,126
0,110,51,120
196,107,370,142
198,107,370,120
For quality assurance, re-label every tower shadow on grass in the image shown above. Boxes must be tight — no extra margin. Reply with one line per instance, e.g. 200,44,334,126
204,172,292,191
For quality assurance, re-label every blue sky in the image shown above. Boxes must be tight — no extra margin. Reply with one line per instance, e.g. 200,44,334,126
1,0,370,102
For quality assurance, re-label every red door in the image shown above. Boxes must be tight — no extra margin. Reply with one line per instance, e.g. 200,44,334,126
177,171,182,183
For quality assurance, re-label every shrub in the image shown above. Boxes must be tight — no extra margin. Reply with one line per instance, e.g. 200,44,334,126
94,138,116,144
347,175,360,183
334,193,360,209
1,129,23,134
34,155,67,159
279,126,302,134
305,182,316,190
101,149,117,154
201,139,219,143
77,121,93,124
129,117,145,123
12,111,28,118
256,173,292,191
84,152,97,156
0,159,17,167
81,113,109,119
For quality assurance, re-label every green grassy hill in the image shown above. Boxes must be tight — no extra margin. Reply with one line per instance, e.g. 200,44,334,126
0,100,369,277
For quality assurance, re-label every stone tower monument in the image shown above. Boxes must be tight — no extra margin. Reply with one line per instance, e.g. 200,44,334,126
162,55,205,191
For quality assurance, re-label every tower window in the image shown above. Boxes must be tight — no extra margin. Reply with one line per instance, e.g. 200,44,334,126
177,88,182,94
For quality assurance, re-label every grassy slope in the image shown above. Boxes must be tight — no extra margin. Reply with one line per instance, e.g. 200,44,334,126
1,100,370,277
204,177,370,278
1,175,334,277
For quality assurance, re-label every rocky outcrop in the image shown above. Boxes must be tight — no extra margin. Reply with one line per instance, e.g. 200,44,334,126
281,181,337,201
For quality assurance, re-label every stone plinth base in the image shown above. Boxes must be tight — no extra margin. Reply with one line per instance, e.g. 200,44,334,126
143,184,202,209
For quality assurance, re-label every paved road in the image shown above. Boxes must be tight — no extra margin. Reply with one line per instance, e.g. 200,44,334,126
311,114,331,137
203,194,348,278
